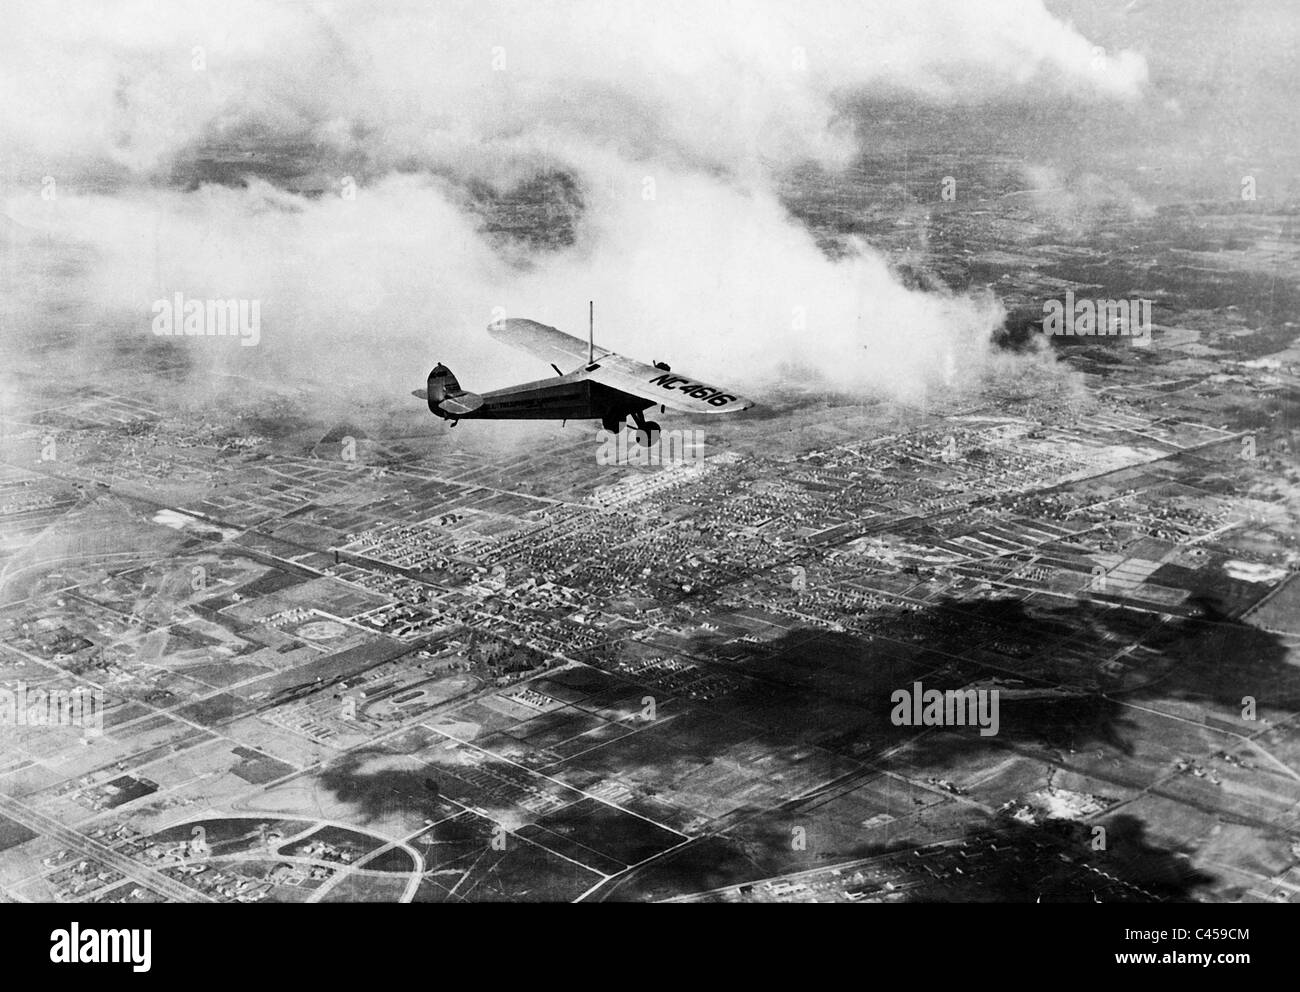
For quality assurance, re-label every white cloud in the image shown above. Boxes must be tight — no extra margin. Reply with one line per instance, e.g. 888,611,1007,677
2,0,1132,411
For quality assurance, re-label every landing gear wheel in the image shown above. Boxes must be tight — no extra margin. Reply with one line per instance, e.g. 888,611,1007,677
601,414,624,436
635,421,661,447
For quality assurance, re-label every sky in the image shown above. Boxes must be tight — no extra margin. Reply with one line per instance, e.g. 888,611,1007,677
1,0,1292,419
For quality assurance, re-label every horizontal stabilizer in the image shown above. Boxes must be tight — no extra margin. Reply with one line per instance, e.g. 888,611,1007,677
439,392,483,416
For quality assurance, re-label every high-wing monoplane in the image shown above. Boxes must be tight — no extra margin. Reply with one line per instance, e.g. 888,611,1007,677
414,307,753,445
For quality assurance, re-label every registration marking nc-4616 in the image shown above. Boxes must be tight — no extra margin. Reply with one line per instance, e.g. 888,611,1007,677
648,373,737,407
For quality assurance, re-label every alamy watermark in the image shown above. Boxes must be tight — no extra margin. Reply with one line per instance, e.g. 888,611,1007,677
0,683,104,738
50,924,150,972
151,293,261,346
1042,291,1151,345
890,682,1000,736
595,428,705,467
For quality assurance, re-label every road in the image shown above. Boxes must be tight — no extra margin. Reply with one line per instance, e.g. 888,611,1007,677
0,793,213,903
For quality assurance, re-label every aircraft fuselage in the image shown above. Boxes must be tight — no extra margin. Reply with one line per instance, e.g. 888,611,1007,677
440,370,652,423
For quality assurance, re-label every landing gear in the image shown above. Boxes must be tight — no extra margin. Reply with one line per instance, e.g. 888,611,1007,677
635,421,661,447
631,411,660,448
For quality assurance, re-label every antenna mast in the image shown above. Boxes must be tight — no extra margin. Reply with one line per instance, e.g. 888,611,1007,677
588,300,594,363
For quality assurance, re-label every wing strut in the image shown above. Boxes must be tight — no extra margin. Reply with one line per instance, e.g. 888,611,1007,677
588,300,594,364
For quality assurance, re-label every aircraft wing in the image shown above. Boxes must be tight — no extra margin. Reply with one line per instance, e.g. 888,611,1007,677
584,354,752,414
488,318,601,370
488,317,752,414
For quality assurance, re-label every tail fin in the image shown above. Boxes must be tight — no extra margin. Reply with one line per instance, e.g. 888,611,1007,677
425,364,483,418
426,363,460,411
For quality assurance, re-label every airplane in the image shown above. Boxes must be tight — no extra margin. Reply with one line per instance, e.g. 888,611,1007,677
413,304,753,445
